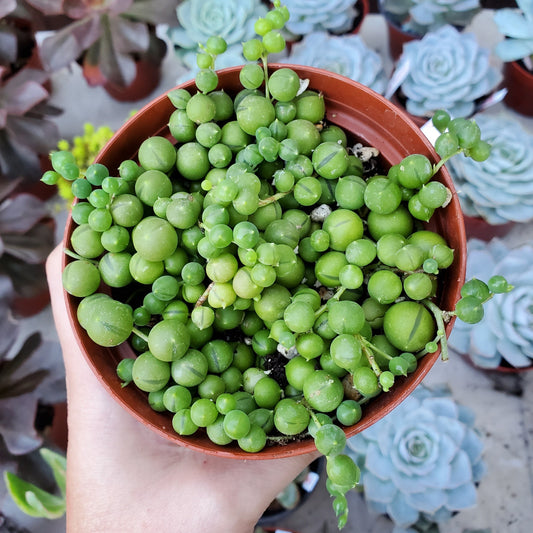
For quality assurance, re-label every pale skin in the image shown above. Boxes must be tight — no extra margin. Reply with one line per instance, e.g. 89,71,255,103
46,245,318,533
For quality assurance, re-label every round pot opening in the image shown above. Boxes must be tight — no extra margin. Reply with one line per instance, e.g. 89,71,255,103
62,64,466,459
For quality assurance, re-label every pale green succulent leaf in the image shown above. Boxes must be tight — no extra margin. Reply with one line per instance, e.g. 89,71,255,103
363,472,396,503
422,397,458,419
388,491,420,528
445,481,478,510
461,428,484,465
438,416,466,447
40,447,67,497
3,471,66,519
495,39,533,62
365,442,394,480
448,450,473,488
404,487,446,513
275,481,300,509
494,9,532,39
517,0,533,21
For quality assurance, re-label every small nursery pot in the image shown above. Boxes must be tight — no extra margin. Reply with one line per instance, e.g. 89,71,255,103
383,15,419,62
458,350,533,374
61,65,466,459
351,0,370,35
462,215,515,242
82,58,162,103
502,60,533,117
80,32,166,103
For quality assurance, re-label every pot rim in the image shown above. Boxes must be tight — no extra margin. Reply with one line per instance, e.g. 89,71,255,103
61,63,466,459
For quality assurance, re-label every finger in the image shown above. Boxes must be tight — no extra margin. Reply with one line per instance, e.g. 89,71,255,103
46,244,115,423
46,245,97,388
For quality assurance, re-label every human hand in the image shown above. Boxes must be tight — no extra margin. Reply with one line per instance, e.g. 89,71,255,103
46,244,318,533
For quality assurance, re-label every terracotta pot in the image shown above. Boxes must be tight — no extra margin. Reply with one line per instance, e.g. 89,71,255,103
35,402,68,451
381,9,471,62
48,402,68,451
83,29,167,102
103,59,162,103
11,288,51,318
463,214,515,242
459,350,533,374
352,0,370,35
61,64,466,459
82,58,162,103
383,14,419,62
502,60,533,117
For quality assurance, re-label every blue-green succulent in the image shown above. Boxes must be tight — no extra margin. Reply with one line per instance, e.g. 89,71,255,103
283,32,387,94
447,113,533,225
282,0,360,36
380,0,480,36
168,0,267,70
493,0,533,64
345,383,487,530
397,25,501,118
449,239,533,369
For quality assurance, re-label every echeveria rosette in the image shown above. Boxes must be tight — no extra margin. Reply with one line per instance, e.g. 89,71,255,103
168,0,267,70
282,0,359,36
448,239,533,369
447,113,533,225
283,32,387,94
493,0,533,64
345,384,486,529
397,25,501,118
